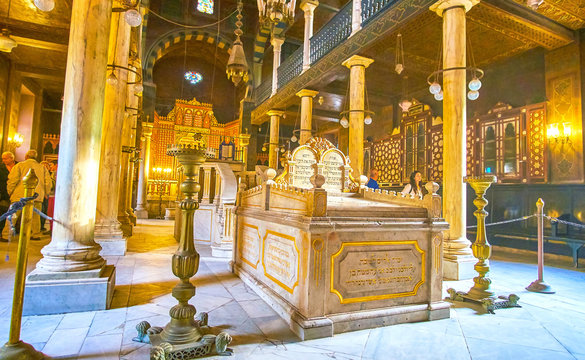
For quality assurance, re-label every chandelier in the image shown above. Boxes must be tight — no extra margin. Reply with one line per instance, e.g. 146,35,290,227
258,0,296,27
339,78,374,128
427,37,484,102
226,0,249,86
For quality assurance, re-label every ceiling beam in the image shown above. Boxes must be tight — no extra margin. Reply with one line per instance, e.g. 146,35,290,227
470,0,574,50
12,36,68,52
15,64,66,83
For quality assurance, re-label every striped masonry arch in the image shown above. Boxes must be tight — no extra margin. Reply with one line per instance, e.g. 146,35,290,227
143,29,234,82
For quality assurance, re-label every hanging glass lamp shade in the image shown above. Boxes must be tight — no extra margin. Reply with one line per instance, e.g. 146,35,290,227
34,0,55,12
399,98,412,113
364,115,373,125
467,90,479,100
434,91,443,101
125,9,142,27
468,77,482,91
106,71,118,86
291,135,298,143
226,36,249,86
429,82,441,95
0,29,17,53
339,116,349,128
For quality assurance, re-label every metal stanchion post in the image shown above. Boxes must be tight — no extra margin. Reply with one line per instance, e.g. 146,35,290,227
526,198,555,293
0,169,45,359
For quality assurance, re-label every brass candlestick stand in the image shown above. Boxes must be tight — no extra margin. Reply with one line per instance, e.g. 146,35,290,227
0,169,46,360
136,143,232,358
447,175,521,314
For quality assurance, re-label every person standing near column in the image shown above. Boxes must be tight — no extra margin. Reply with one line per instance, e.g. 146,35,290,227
7,150,52,240
0,152,15,242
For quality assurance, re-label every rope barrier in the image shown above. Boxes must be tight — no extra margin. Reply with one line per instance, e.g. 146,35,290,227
1,193,55,262
467,214,537,229
544,215,585,230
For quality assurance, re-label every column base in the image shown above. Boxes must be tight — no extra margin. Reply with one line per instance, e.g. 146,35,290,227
127,209,137,226
118,215,133,237
23,265,116,315
443,256,476,280
135,207,149,219
94,225,126,256
211,245,232,258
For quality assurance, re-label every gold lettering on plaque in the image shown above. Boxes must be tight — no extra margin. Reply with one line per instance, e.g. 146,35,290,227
262,230,300,294
330,241,425,304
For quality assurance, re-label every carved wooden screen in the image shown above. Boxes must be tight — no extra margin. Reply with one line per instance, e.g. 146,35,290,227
477,104,523,182
401,103,433,182
429,126,443,182
466,123,477,177
526,104,547,182
372,135,402,185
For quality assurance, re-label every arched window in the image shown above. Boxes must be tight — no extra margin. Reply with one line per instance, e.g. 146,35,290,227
503,123,517,174
196,0,213,14
484,126,496,174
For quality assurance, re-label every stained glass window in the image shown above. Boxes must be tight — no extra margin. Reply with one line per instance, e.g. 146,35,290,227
196,0,213,14
184,71,202,85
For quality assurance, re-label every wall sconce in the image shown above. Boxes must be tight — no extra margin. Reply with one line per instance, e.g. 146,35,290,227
547,122,571,144
8,133,24,148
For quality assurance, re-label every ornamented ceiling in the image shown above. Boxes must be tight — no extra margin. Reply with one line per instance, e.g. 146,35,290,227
512,0,585,30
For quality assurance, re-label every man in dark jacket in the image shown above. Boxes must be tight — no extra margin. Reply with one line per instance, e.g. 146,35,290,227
0,152,14,242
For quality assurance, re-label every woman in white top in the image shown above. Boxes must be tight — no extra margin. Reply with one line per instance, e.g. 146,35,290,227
401,171,426,198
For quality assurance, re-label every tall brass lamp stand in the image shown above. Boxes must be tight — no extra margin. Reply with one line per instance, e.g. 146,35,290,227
447,176,521,313
134,143,232,359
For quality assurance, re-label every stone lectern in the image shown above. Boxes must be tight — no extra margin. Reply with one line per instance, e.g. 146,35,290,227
233,137,450,340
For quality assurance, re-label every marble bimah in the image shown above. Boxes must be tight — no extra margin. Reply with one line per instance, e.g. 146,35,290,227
234,138,450,340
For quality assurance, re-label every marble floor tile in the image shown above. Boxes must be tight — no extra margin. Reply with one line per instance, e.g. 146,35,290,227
58,311,96,330
465,337,576,360
362,326,471,360
42,327,89,358
77,333,123,360
87,308,127,337
19,314,64,344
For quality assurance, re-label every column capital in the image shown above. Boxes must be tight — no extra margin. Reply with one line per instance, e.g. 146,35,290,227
300,0,319,13
271,36,285,49
342,55,374,69
267,109,285,117
296,89,319,98
430,0,479,16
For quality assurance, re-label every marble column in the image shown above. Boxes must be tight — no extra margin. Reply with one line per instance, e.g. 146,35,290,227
267,110,284,169
351,0,362,35
431,0,478,280
94,12,131,256
300,0,318,72
201,166,213,204
296,89,319,145
271,36,284,96
23,0,116,316
135,122,153,219
342,55,373,178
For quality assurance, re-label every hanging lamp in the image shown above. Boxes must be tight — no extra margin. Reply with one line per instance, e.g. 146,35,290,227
0,0,17,53
226,0,249,86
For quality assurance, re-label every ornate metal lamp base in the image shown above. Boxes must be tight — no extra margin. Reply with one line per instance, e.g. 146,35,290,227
446,289,521,314
526,280,555,294
0,341,46,360
133,315,233,359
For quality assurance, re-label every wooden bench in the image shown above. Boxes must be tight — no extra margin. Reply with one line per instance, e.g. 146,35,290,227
492,233,585,268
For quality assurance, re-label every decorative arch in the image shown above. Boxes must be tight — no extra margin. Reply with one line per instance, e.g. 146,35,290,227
143,29,234,82
252,21,288,78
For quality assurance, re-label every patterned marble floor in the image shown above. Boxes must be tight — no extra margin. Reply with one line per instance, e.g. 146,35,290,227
0,219,584,360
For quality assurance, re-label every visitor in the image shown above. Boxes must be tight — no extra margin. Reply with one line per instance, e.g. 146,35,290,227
7,150,53,240
47,160,58,234
40,161,52,231
402,171,427,197
366,169,380,190
0,152,15,242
